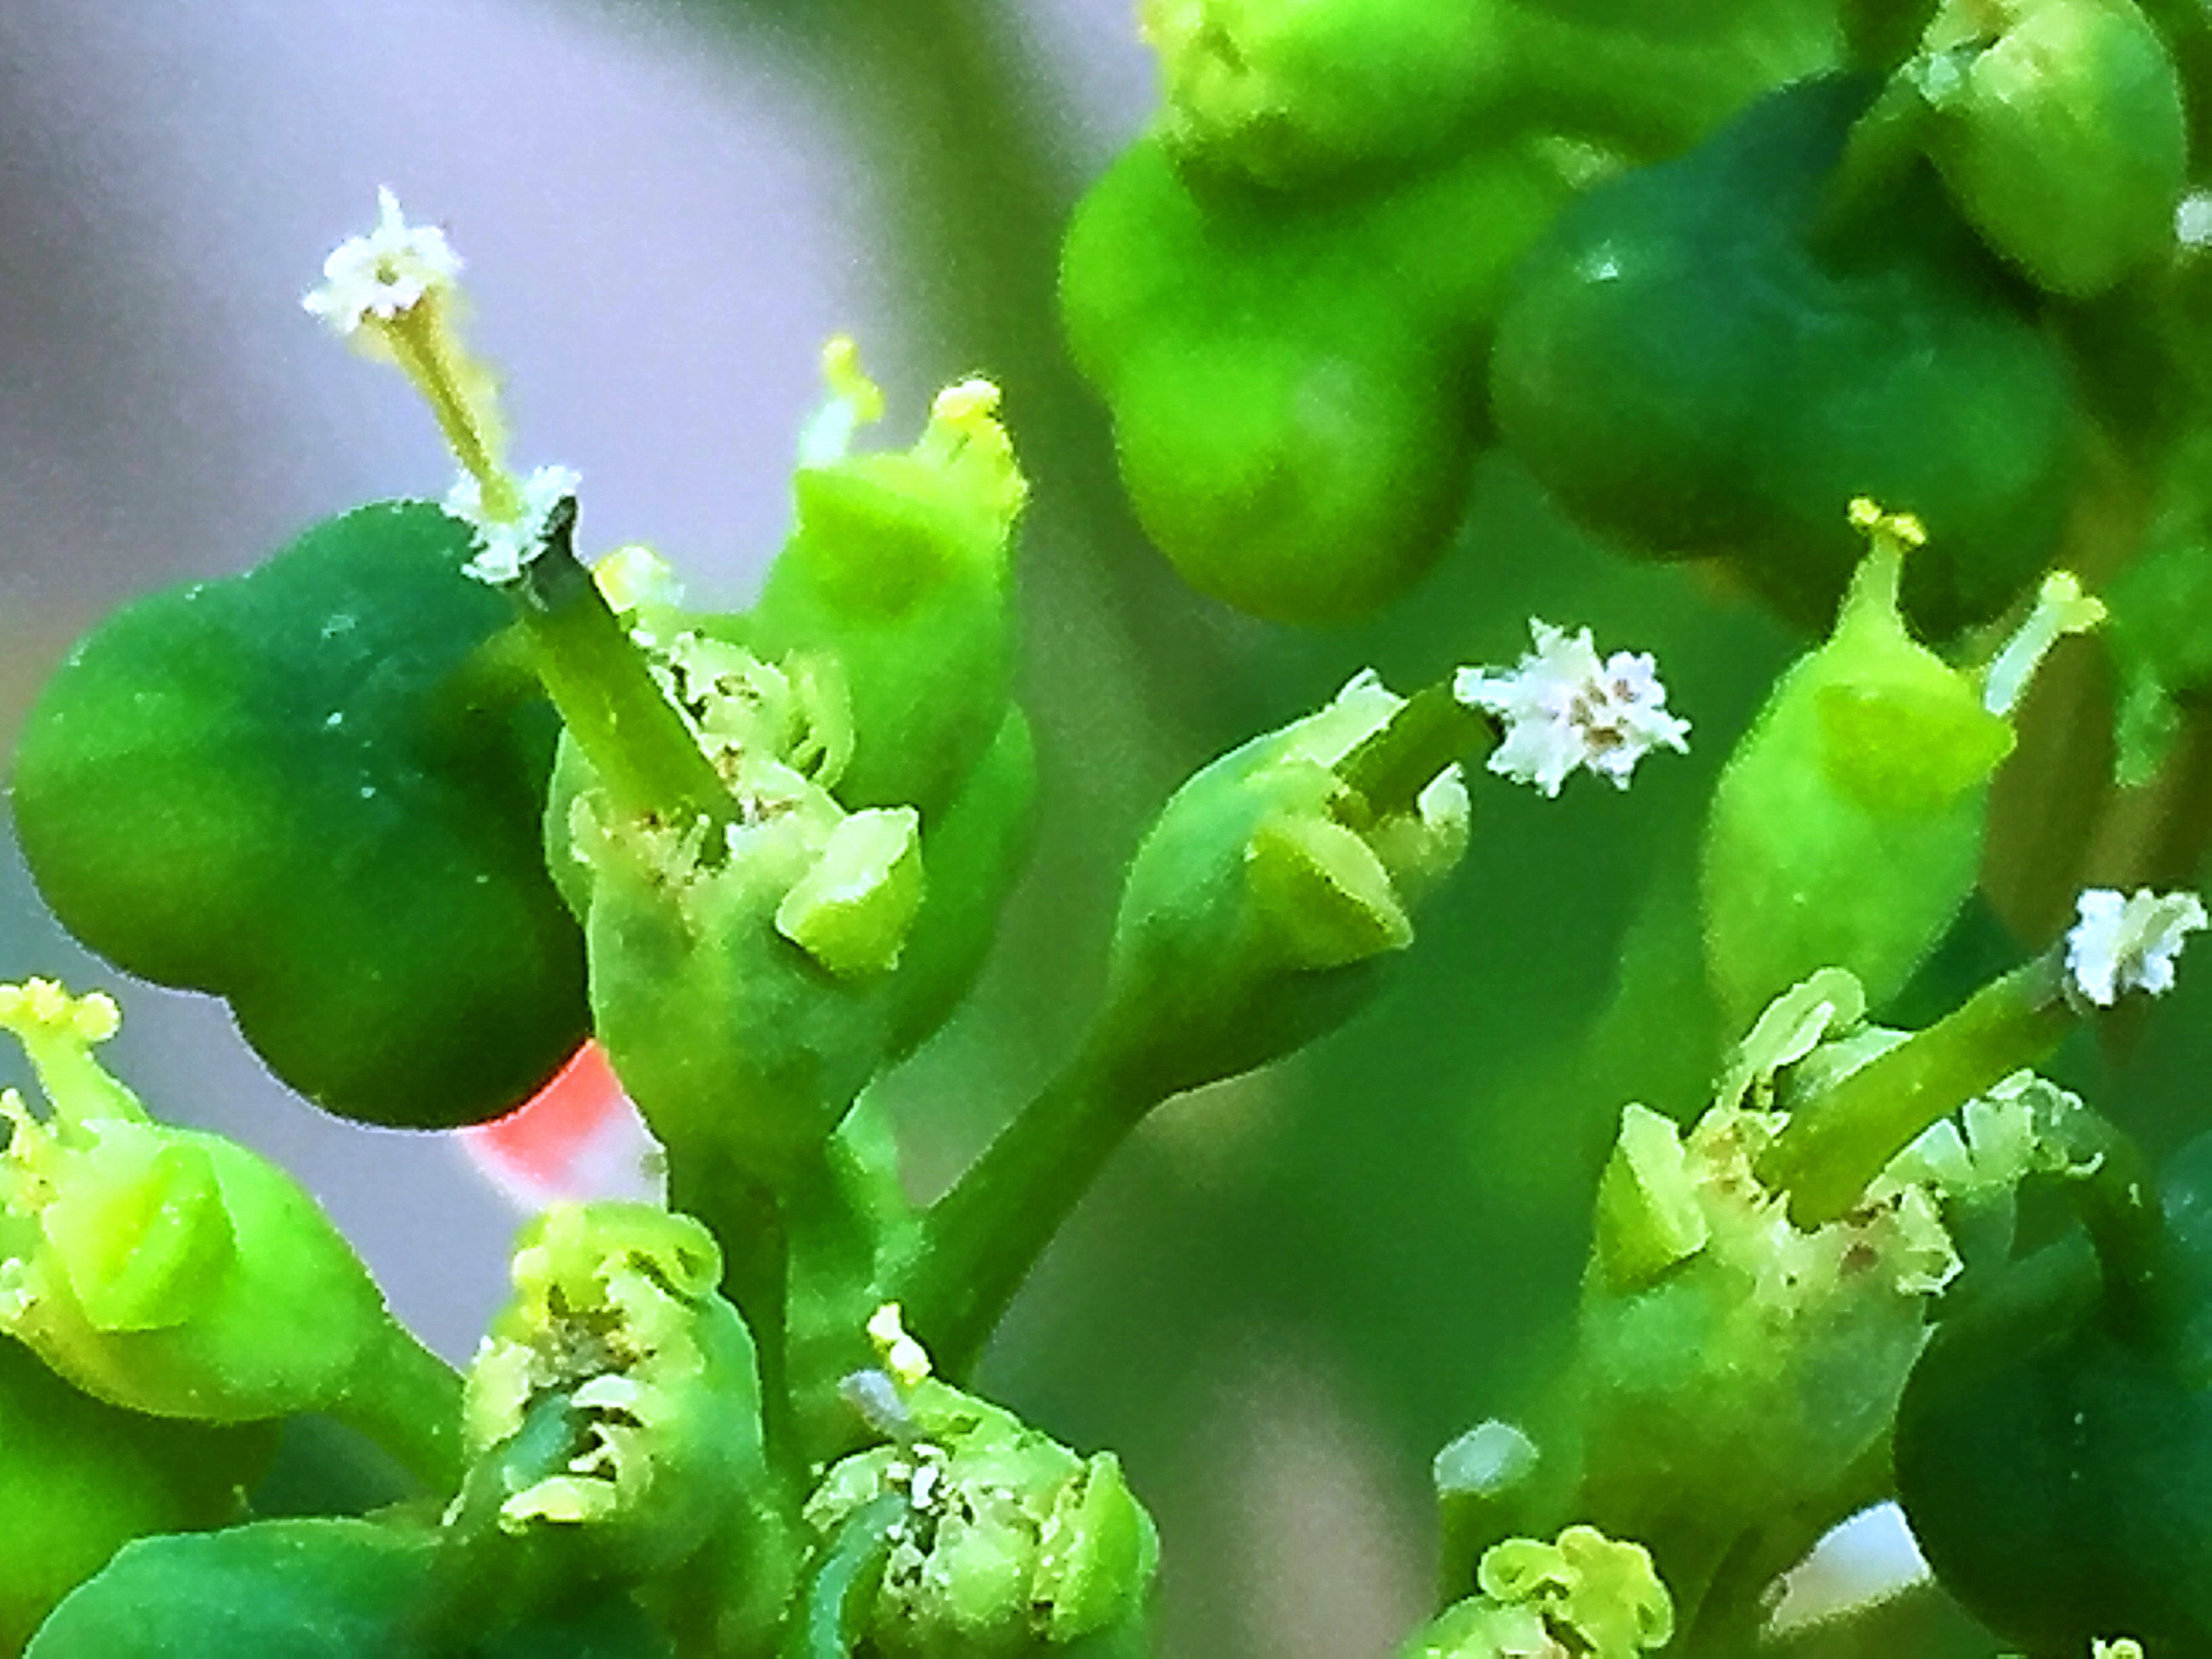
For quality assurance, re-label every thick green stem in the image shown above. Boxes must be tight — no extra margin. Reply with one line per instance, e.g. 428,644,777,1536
897,1050,1153,1379
330,1323,466,1496
1759,954,2074,1225
510,503,736,839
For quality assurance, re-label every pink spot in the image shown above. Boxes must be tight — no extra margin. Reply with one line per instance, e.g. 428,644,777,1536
458,1042,663,1209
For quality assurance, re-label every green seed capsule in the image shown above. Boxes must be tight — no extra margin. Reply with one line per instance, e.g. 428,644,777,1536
1702,504,2024,1027
9,502,587,1130
1060,134,1570,623
1895,1130,2212,1650
1490,75,2079,634
1914,0,2188,298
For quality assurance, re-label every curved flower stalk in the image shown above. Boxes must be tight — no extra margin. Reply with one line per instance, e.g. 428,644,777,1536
0,979,457,1486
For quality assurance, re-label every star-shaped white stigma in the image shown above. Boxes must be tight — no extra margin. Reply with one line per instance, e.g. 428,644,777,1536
2064,887,2209,1008
1454,621,1690,798
302,187,464,336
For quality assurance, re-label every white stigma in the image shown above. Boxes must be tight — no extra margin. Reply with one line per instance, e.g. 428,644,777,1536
1454,621,1690,798
2065,887,2209,1008
449,464,583,586
302,187,464,337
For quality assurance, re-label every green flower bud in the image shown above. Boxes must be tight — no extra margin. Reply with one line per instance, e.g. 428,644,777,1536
459,1204,788,1592
26,1517,674,1658
1097,672,1472,1096
747,343,1025,821
1404,1525,1673,1659
1702,503,2096,1026
0,1336,272,1653
803,1353,1158,1659
0,981,455,1460
1913,0,2187,297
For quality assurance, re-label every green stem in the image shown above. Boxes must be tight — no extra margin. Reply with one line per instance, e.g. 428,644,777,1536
509,501,736,840
1335,683,1496,827
329,1323,466,1496
668,1156,802,1486
897,1048,1153,1379
1757,953,2074,1226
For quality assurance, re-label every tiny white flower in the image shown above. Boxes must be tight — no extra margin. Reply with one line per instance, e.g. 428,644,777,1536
301,187,464,336
2065,887,2209,1007
448,464,582,585
1454,621,1690,798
